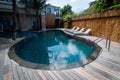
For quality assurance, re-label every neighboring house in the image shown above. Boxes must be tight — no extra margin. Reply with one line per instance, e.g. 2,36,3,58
0,0,16,32
46,4,61,28
0,0,46,32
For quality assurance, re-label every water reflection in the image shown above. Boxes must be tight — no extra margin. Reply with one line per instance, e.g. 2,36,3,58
47,31,90,65
15,30,95,70
67,40,78,55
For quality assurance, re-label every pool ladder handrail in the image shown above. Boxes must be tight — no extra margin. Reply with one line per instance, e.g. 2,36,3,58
93,35,111,51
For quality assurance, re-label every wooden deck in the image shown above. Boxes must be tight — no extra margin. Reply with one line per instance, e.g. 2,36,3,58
0,36,120,80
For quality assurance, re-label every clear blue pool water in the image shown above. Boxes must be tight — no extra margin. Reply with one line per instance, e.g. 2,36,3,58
15,30,95,66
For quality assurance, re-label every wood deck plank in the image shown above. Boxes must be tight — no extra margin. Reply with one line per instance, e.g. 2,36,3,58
5,49,14,80
65,70,83,80
26,68,38,80
47,71,59,80
3,49,9,66
96,58,120,72
37,70,47,80
87,65,120,80
16,66,26,80
74,68,98,80
7,61,13,80
42,71,53,80
0,50,4,80
92,62,120,78
81,67,109,80
11,62,19,80
3,74,8,80
52,71,65,80
57,71,72,80
21,67,32,80
61,70,77,80
31,70,42,80
3,49,13,80
71,69,87,80
0,36,120,80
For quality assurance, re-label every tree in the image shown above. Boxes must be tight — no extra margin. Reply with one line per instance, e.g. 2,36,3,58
19,0,33,11
113,0,120,4
95,0,114,12
12,0,17,40
32,0,46,31
63,13,76,28
60,4,75,28
89,1,97,8
80,0,118,14
19,0,46,31
60,4,73,18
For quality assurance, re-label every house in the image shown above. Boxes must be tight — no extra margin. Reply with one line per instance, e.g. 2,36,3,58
45,4,61,28
0,0,46,32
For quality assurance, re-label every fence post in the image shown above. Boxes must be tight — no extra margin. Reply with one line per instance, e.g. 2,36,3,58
108,38,111,51
105,36,108,48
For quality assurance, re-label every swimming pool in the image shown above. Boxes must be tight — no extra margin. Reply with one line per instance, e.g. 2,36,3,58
9,30,101,70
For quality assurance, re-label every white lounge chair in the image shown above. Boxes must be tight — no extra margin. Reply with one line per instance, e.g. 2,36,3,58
70,27,76,30
68,27,80,33
74,27,80,31
74,29,91,35
73,28,85,34
65,27,76,31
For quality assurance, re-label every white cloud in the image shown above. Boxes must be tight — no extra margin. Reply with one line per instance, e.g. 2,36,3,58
90,0,95,1
70,0,77,2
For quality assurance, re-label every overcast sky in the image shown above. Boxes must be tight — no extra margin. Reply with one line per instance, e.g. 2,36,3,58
46,0,95,13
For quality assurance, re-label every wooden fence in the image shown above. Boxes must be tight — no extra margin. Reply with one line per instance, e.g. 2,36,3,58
71,9,120,42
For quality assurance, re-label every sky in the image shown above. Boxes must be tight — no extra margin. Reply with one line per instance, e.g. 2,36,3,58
46,0,95,13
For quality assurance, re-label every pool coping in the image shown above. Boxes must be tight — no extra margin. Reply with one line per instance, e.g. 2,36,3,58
8,29,102,70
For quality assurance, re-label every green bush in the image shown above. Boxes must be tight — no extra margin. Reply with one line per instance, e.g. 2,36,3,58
79,0,120,15
109,4,120,9
80,7,94,15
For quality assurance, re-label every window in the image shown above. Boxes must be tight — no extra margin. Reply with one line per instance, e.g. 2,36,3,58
0,17,11,31
54,8,59,17
6,0,12,2
46,7,51,14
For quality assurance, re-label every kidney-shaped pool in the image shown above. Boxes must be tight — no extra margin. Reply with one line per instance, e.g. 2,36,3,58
9,30,102,70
